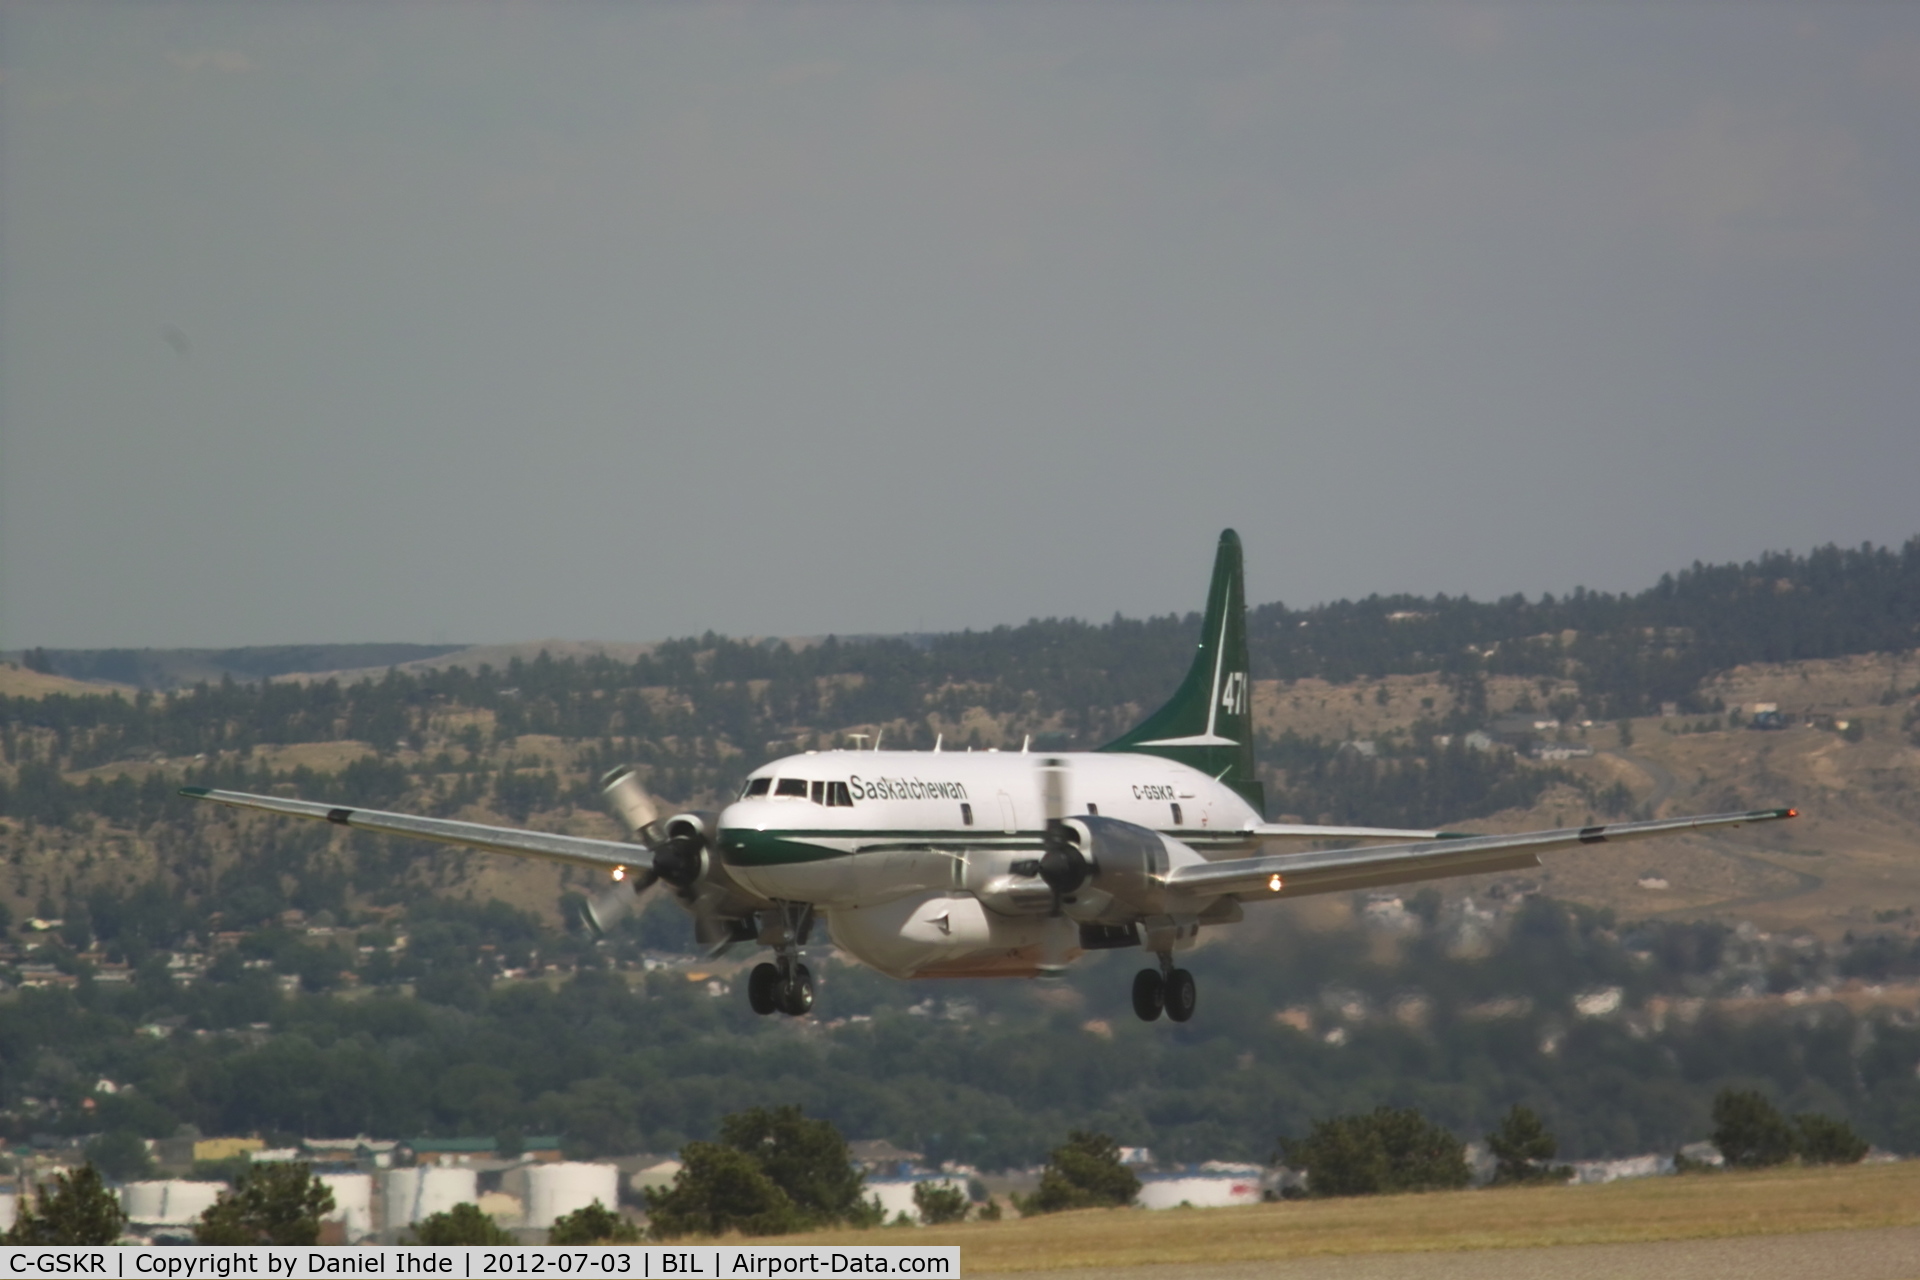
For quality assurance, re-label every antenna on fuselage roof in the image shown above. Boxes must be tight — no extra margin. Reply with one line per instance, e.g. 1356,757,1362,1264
934,734,943,752
848,733,869,750
874,730,884,751
1021,734,1031,753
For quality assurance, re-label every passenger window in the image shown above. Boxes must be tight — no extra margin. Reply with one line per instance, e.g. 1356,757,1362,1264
1170,803,1183,826
1087,803,1099,816
829,782,853,807
775,778,807,798
810,780,826,804
743,778,771,798
960,803,974,827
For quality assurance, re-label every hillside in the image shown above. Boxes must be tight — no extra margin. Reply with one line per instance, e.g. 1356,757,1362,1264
1,537,1918,1164
1252,651,1920,938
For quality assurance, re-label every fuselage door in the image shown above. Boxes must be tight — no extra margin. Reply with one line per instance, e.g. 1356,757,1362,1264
996,791,1018,834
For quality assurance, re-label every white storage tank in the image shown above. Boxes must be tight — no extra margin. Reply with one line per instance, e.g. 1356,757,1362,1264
1136,1168,1263,1210
121,1182,167,1223
120,1180,226,1226
525,1163,617,1229
382,1166,476,1227
319,1172,375,1241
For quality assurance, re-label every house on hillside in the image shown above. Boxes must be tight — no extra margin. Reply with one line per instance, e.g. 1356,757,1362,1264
848,1139,924,1177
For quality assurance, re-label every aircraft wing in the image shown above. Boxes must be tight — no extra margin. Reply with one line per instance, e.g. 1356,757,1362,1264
1172,807,1796,900
180,786,648,874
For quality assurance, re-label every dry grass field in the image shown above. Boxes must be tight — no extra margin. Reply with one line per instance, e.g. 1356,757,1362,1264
0,663,133,699
769,1161,1920,1273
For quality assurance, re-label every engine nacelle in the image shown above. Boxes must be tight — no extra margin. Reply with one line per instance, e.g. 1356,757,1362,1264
1059,814,1207,916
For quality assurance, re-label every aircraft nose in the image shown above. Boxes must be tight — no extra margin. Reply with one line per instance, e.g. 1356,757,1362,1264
717,800,763,837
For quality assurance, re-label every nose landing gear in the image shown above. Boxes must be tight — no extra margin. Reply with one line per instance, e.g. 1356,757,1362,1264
1132,955,1196,1023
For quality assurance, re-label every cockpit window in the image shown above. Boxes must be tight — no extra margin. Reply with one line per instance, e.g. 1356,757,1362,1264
827,782,853,807
810,780,826,804
742,778,772,798
775,778,808,798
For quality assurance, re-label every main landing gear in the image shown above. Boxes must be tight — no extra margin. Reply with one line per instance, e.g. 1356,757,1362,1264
1132,956,1196,1023
747,901,815,1017
748,960,813,1017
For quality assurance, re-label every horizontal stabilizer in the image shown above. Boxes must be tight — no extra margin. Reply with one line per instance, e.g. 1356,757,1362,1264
180,787,648,873
1173,808,1797,900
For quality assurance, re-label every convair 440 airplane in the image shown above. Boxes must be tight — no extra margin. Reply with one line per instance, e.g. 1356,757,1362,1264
185,531,1795,1023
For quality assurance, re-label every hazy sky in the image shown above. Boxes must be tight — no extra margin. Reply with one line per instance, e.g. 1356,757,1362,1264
4,3,1918,649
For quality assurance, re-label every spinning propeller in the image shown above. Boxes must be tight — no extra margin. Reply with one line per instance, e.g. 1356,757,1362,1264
1034,757,1090,915
580,765,707,937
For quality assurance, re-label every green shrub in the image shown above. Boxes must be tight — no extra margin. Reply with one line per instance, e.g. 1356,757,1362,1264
1015,1131,1140,1214
1794,1113,1869,1165
1711,1089,1798,1168
410,1203,513,1245
547,1199,639,1244
911,1182,969,1225
1282,1107,1471,1197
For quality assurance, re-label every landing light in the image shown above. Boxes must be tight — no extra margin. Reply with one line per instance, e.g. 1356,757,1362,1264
1268,874,1283,893
612,866,627,882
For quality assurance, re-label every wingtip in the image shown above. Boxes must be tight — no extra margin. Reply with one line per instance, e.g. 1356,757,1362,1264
178,786,210,798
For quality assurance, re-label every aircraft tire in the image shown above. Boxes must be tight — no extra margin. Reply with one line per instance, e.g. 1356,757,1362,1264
780,963,815,1017
1131,968,1165,1022
1165,968,1197,1022
748,962,780,1016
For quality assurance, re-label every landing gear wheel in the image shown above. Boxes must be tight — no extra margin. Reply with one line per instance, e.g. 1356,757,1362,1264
1131,968,1165,1022
748,962,780,1016
778,963,815,1017
1164,968,1197,1023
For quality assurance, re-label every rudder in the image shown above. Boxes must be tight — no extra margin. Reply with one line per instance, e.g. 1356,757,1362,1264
1100,529,1262,811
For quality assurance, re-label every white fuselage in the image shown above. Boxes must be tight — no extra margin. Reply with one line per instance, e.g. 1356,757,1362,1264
713,749,1261,978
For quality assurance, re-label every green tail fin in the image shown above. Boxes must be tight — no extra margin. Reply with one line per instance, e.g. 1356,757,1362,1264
1100,529,1262,812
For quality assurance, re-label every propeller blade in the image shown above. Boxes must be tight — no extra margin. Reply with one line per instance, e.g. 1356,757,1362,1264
581,871,658,939
1040,755,1066,827
1035,757,1086,917
601,765,664,845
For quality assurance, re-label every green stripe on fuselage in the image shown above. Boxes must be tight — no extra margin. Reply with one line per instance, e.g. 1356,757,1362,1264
720,827,1249,867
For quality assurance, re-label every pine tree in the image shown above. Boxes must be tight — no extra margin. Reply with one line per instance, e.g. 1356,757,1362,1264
5,1164,125,1245
194,1162,336,1245
1487,1105,1564,1184
1017,1131,1140,1214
